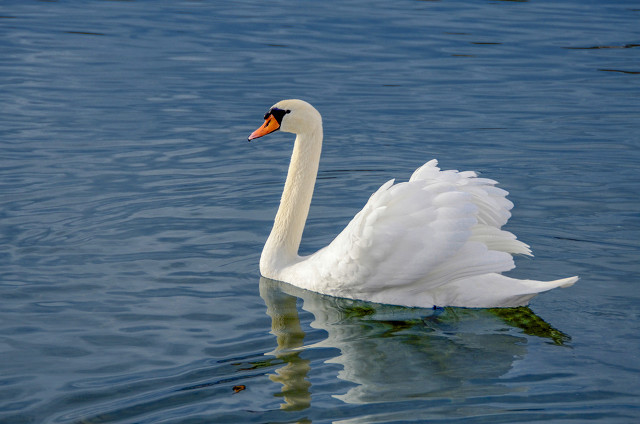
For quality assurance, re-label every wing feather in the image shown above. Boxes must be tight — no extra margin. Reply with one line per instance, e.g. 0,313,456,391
284,160,530,300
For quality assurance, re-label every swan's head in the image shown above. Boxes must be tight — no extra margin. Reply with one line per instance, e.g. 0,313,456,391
248,99,321,141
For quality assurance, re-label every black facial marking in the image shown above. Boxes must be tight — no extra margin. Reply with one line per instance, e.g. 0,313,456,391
267,107,291,124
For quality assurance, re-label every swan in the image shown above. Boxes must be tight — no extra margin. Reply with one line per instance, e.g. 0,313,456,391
249,99,578,308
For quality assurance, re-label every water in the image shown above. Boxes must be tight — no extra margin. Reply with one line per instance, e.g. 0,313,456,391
1,0,638,422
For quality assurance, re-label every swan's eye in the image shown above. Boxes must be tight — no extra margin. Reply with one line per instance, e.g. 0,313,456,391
269,108,291,124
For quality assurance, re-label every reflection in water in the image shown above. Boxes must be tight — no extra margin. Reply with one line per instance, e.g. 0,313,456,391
262,283,312,411
260,277,569,410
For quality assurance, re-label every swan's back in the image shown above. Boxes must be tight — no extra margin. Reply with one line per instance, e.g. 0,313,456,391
278,160,575,307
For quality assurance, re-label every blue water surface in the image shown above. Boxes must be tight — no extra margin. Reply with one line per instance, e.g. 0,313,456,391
1,0,639,423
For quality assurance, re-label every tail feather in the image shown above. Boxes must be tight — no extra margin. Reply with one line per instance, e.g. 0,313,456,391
551,276,579,288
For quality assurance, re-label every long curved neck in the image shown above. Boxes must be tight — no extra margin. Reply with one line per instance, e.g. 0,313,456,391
262,125,323,271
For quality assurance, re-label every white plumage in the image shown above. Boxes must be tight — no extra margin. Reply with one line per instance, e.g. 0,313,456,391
249,99,577,308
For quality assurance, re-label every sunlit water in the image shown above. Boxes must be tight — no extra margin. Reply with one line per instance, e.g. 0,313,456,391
1,0,639,423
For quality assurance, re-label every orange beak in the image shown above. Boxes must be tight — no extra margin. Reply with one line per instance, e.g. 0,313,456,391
248,114,280,141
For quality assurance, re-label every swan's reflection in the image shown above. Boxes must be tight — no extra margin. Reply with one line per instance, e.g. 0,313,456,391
260,277,569,409
261,279,312,411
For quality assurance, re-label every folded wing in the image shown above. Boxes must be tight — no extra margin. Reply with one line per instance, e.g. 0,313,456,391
283,160,532,301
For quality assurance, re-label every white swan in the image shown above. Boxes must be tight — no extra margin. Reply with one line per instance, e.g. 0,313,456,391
249,99,578,308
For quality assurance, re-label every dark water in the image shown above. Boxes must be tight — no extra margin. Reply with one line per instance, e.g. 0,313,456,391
1,0,639,423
